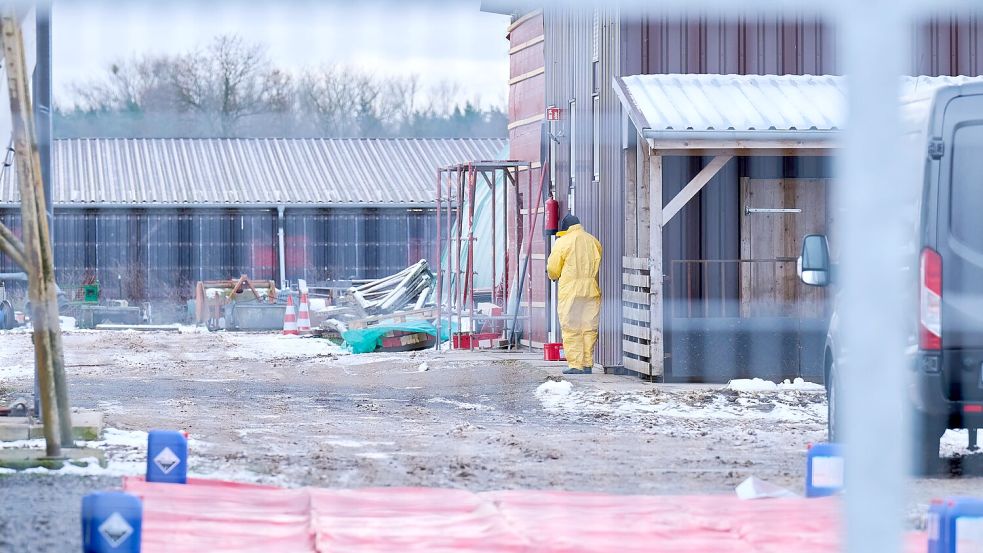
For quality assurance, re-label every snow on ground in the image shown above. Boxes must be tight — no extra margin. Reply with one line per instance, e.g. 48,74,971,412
0,427,275,482
727,377,825,392
536,378,827,428
0,362,32,381
218,333,344,360
428,397,492,411
942,429,978,457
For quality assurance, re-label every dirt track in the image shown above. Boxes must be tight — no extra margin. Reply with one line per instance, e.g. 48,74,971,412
1,329,982,550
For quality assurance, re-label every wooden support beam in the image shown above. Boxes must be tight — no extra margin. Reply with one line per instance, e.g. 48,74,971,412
648,154,664,378
0,222,28,270
1,12,72,453
662,155,733,224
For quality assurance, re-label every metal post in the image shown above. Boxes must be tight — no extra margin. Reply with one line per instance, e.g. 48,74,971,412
467,165,477,351
276,206,286,289
836,3,909,552
526,163,533,350
34,0,52,243
491,169,497,309
434,169,442,350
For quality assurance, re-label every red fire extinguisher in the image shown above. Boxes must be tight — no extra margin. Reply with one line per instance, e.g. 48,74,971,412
545,196,559,235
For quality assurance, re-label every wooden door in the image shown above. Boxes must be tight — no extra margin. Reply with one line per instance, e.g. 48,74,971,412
740,178,829,318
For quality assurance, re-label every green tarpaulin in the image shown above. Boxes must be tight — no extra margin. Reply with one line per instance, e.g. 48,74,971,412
341,321,450,354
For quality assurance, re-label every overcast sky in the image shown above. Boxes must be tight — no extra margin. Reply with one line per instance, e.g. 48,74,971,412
51,0,511,110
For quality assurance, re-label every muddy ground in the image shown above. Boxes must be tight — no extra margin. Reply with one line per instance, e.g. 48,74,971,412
1,329,982,550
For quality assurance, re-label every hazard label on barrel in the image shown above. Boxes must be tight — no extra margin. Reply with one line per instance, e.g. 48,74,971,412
154,446,181,474
98,512,134,547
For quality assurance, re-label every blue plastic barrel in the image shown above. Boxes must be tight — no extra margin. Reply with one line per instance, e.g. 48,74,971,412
146,429,188,484
82,492,142,553
805,442,844,497
930,497,983,552
927,499,948,553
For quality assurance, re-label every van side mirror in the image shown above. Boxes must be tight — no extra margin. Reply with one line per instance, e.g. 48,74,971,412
798,234,831,287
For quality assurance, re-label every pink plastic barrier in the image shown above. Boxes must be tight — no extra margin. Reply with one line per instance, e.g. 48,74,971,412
310,487,529,552
124,478,929,552
122,477,315,552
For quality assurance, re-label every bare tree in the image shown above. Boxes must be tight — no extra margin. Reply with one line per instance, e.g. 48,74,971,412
71,56,177,112
171,35,293,134
379,75,420,128
57,35,508,139
300,66,392,136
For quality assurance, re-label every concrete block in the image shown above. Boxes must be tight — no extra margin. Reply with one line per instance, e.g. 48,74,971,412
2,409,104,442
0,447,105,471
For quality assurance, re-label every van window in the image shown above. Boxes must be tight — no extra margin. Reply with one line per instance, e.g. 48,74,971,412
950,123,983,250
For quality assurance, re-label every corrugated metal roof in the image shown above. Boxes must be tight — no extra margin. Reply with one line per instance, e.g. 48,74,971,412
614,74,983,134
0,137,506,206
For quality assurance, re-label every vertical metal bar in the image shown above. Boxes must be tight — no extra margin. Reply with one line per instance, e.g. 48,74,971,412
34,0,52,247
837,5,910,551
276,206,286,289
456,167,465,344
720,261,726,318
527,163,533,350
686,263,693,318
702,261,708,318
467,165,476,351
668,261,675,319
491,169,498,310
435,169,442,350
445,169,454,344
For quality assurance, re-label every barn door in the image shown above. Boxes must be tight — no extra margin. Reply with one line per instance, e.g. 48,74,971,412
739,178,829,318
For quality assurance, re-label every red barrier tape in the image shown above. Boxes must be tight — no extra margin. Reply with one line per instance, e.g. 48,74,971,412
122,478,928,552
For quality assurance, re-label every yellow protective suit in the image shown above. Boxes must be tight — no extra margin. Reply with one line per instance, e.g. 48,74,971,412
547,224,603,369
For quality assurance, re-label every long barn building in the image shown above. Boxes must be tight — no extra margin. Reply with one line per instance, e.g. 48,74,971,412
0,137,504,301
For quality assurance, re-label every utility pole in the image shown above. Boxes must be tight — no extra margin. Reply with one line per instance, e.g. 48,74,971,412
0,9,72,457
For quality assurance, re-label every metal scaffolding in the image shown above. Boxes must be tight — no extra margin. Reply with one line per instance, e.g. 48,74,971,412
435,160,536,351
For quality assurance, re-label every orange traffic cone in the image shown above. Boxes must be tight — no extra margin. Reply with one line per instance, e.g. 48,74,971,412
297,292,312,333
282,295,298,335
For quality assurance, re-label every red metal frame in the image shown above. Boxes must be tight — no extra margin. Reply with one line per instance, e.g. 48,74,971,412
434,160,534,351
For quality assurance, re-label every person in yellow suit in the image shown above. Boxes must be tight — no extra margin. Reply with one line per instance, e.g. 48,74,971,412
547,213,602,375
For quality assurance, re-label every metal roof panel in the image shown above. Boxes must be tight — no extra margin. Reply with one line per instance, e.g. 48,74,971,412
615,74,983,135
1,137,506,206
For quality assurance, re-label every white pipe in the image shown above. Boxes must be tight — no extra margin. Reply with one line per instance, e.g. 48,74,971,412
277,205,286,290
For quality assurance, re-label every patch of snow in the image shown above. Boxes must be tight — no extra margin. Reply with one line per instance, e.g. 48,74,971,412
417,362,429,372
939,429,983,457
428,397,491,411
535,379,826,429
98,428,149,449
356,452,390,460
326,439,394,448
779,378,825,392
735,476,799,500
220,333,343,360
0,363,33,380
59,316,77,331
334,354,407,367
0,438,45,450
535,380,576,411
727,377,824,393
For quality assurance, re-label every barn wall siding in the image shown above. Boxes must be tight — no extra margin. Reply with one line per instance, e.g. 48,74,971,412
0,208,437,301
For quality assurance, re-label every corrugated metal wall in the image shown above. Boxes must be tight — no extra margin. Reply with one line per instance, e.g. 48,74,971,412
534,11,983,374
0,207,437,301
622,14,835,75
544,7,624,367
507,11,549,344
